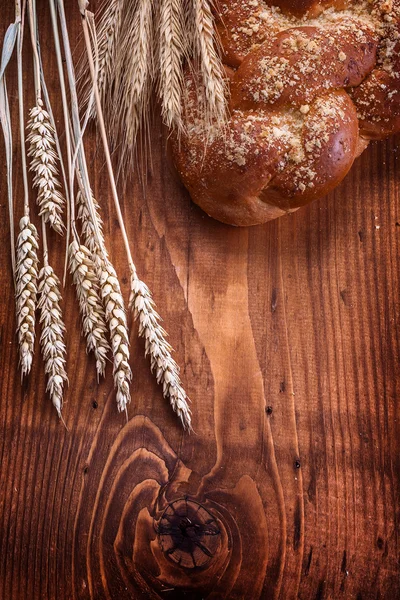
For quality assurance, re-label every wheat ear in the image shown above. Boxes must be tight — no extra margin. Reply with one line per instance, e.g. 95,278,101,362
76,189,105,256
68,240,110,379
15,216,39,378
91,0,123,114
158,0,186,130
78,191,132,412
192,0,227,123
112,0,154,161
130,277,192,430
77,189,133,414
37,261,67,417
76,189,132,410
27,98,66,234
13,3,39,379
99,259,132,413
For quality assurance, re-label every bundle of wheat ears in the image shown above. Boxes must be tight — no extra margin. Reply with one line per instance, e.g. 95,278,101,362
80,0,227,167
0,0,226,431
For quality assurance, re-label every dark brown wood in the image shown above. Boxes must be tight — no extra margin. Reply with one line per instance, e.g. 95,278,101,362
0,2,399,599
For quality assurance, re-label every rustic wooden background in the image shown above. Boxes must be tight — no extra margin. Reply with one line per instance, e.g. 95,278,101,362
0,2,399,599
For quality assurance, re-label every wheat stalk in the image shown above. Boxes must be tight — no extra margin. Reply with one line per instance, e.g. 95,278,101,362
1,11,20,279
15,216,39,378
80,7,192,429
158,0,186,129
56,0,133,415
130,276,192,430
38,262,67,417
68,240,110,379
27,98,66,234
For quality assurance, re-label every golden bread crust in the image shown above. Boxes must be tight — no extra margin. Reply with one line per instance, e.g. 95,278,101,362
172,0,400,226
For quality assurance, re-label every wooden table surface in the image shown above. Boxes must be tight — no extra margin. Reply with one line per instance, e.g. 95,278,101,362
0,2,399,599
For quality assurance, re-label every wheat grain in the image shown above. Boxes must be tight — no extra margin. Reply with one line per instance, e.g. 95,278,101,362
158,0,185,129
15,216,39,378
130,276,192,430
37,264,68,417
27,98,65,234
68,240,110,379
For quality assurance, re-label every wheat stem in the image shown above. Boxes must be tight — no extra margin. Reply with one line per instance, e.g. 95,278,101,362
15,1,22,29
17,1,29,217
56,0,104,250
49,0,74,283
27,0,66,235
27,0,42,100
81,8,135,412
1,10,20,278
12,2,39,381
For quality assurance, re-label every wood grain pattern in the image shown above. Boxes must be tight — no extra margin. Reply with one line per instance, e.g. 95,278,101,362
0,2,399,598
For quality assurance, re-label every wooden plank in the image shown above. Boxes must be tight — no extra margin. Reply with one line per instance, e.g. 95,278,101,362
0,2,399,598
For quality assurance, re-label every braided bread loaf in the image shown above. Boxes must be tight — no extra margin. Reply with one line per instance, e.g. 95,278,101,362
172,1,400,226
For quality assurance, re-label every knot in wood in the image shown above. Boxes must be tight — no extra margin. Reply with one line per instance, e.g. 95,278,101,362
155,497,221,569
